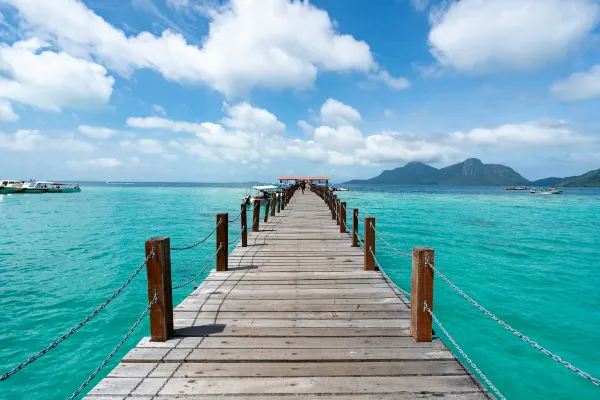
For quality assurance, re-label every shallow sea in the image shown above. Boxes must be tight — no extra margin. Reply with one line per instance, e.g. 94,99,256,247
0,183,598,399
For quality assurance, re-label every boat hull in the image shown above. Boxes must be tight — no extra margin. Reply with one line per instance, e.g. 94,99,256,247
0,188,23,194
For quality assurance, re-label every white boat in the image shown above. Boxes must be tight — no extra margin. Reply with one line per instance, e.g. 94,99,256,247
242,185,280,206
530,187,562,195
333,187,350,192
0,180,23,194
21,181,81,193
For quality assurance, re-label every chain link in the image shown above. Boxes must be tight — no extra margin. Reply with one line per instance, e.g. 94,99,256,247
173,244,222,289
369,247,411,298
423,301,505,400
371,222,412,258
170,219,222,251
0,249,155,381
424,258,600,388
67,292,159,400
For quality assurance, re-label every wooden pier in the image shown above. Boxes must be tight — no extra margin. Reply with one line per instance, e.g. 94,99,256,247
85,189,488,399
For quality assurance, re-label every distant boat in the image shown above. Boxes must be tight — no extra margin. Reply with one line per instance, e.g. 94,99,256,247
0,179,23,194
332,187,350,191
502,186,528,190
530,187,563,195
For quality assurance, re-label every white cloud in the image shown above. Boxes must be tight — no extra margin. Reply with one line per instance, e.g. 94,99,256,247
152,104,167,116
0,99,19,121
428,0,600,73
320,99,361,127
0,38,114,111
6,0,375,96
297,120,314,138
77,125,118,139
221,102,285,136
0,129,94,152
368,70,410,90
550,65,600,101
68,158,122,168
450,120,593,147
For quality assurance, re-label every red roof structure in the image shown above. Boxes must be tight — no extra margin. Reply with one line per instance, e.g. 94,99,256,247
278,176,330,181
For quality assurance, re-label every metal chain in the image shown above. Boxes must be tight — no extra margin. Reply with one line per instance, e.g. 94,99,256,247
229,228,244,245
170,219,222,251
369,247,411,298
424,258,600,387
67,292,159,400
173,244,222,289
371,222,412,258
0,249,155,381
424,301,506,400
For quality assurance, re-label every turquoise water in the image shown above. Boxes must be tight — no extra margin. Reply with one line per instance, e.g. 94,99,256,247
1,185,599,399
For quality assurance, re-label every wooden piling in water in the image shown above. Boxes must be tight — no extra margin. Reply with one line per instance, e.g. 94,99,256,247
364,216,375,271
410,247,434,342
216,213,228,271
264,200,269,223
144,237,173,342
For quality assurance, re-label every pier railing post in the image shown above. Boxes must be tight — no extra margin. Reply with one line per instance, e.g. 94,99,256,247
264,200,269,223
410,247,434,342
216,213,228,271
281,192,286,211
336,198,341,226
145,237,173,342
331,195,337,220
271,196,276,216
241,203,247,248
277,193,281,213
352,208,359,247
340,202,347,233
364,216,375,271
252,202,260,232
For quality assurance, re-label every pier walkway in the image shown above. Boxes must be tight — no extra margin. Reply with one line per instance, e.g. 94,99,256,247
85,191,487,399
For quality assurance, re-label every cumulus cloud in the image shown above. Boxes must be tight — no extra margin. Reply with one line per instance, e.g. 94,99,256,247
368,70,410,90
320,99,361,127
77,125,119,139
67,158,122,168
120,138,176,159
0,38,114,112
152,104,167,116
0,99,19,121
550,65,600,101
428,0,600,73
450,120,593,147
0,129,94,152
6,0,375,96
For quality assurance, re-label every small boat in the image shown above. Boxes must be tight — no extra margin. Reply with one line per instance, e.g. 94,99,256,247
243,185,280,206
530,187,562,195
502,186,528,190
332,187,350,192
0,180,23,194
21,181,81,193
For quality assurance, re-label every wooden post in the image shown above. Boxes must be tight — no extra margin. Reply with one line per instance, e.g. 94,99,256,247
252,202,260,232
364,216,375,271
145,237,173,342
352,208,359,247
337,199,341,226
410,247,434,342
271,195,276,216
277,193,281,213
241,203,247,247
331,195,337,220
264,200,269,223
340,202,347,233
216,213,228,271
281,192,286,210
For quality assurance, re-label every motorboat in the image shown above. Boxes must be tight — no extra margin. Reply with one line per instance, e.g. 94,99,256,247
20,181,81,193
0,180,23,194
530,187,562,195
502,186,528,190
242,185,280,206
332,187,350,192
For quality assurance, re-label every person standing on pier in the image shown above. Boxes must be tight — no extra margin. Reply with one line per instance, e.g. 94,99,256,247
301,180,306,194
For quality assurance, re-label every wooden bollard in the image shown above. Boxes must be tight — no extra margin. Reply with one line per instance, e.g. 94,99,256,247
410,247,434,342
340,202,347,233
252,202,260,232
364,216,375,271
336,199,341,226
216,213,228,271
352,208,359,247
271,195,276,216
145,237,173,342
331,195,337,220
264,200,269,223
282,192,286,210
277,193,281,213
241,203,247,247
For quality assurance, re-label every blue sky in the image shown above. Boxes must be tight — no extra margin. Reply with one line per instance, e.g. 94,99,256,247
1,0,600,182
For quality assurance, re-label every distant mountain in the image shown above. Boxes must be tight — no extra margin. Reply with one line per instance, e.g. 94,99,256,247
345,158,529,186
344,159,600,187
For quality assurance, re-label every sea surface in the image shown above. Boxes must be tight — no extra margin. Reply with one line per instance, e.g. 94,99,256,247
0,183,599,399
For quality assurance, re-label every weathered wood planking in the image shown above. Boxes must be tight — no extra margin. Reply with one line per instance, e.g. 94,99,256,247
85,191,488,399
